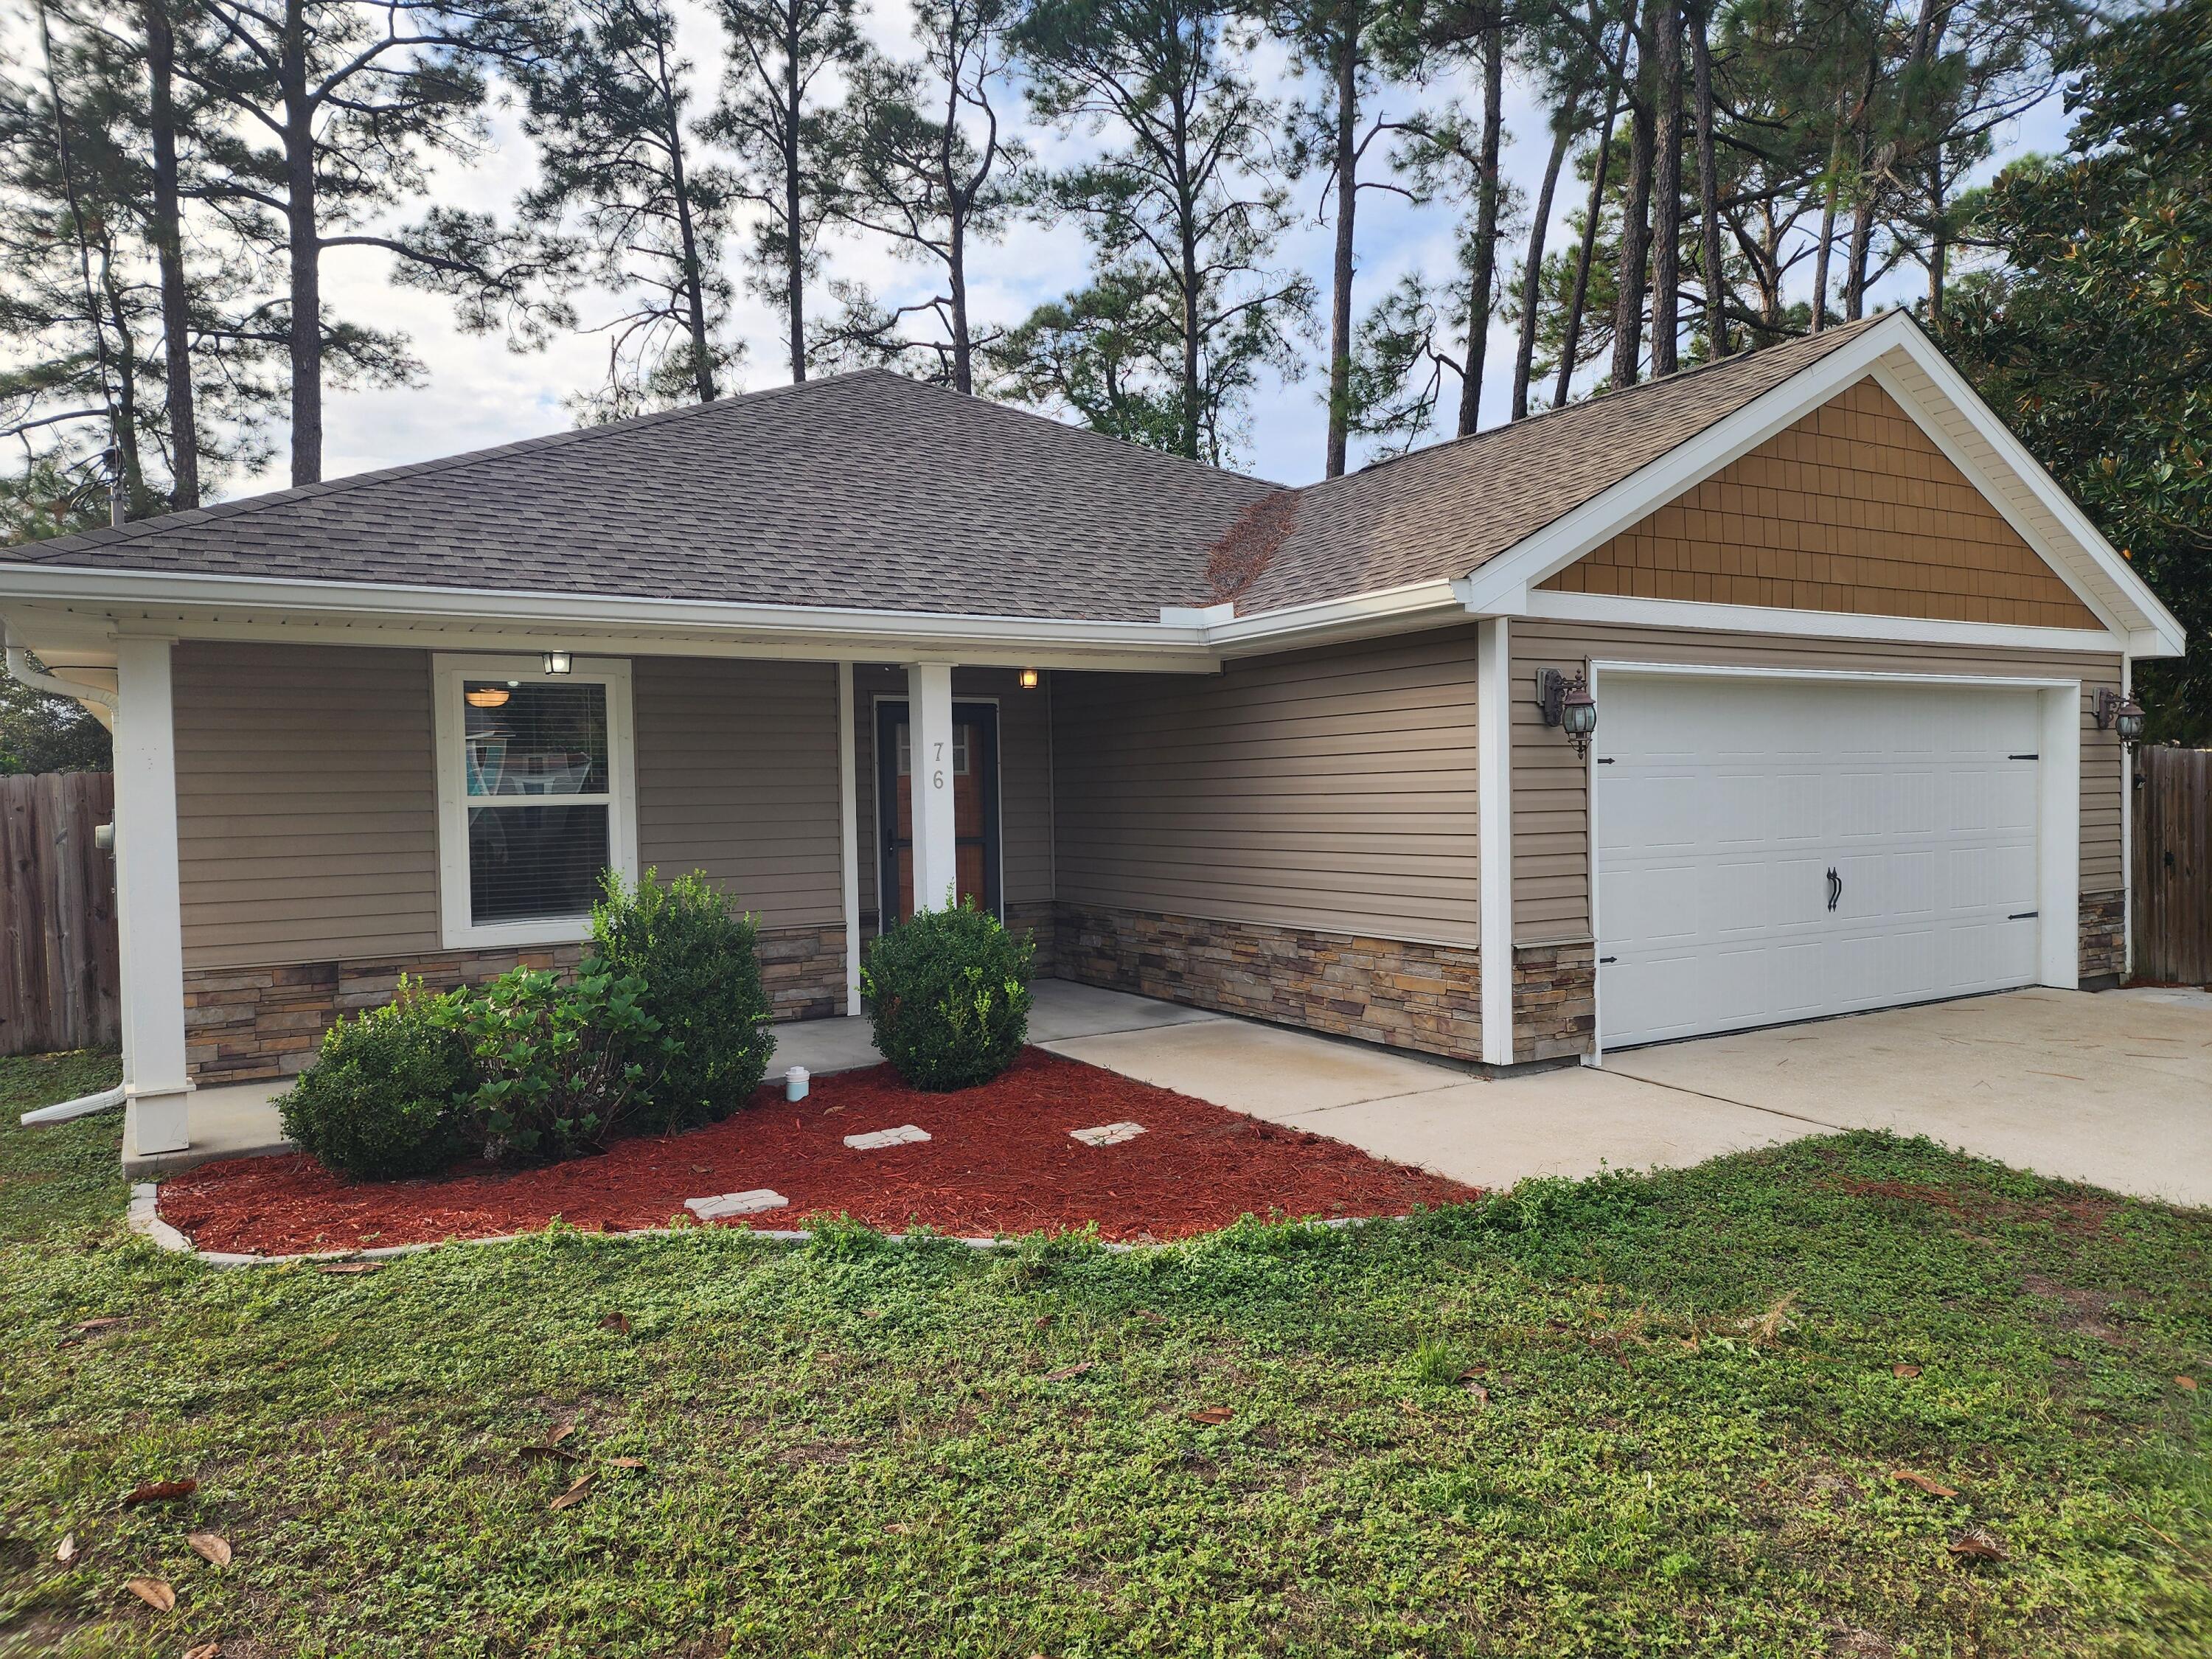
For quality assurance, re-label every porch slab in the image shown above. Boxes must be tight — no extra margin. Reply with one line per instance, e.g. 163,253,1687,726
1040,1017,1474,1117
122,1080,294,1180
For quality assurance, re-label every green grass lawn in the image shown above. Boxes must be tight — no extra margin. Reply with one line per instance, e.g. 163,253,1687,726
1,1050,2207,1658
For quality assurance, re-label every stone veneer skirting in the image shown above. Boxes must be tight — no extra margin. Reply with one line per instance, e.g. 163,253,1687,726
184,924,847,1085
1053,901,1481,1062
1512,938,1596,1062
2079,890,2124,985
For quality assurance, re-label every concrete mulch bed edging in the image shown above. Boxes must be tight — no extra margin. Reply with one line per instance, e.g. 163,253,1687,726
125,1183,1396,1269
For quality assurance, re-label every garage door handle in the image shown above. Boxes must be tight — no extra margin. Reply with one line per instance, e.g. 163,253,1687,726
1826,868,1841,911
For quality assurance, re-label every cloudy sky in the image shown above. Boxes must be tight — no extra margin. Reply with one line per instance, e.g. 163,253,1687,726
297,1,2073,496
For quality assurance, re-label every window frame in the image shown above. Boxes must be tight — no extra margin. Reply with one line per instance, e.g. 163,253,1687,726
431,653,639,949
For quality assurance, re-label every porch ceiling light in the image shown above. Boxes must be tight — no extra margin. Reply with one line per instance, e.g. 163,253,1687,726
2095,687,2146,745
465,685,511,709
1537,667,1599,759
542,650,574,675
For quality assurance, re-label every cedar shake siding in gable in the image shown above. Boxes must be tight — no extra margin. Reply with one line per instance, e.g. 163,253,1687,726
1051,631,1483,945
1506,616,2126,961
1538,378,2101,630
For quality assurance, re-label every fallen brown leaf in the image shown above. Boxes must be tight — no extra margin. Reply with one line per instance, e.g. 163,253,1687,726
1947,1530,2009,1561
55,1533,77,1565
1750,1293,1800,1343
1461,1378,1492,1406
1892,1470,1959,1498
1186,1407,1234,1426
2178,1376,2199,1391
608,1456,647,1469
1043,1361,1096,1382
313,1261,381,1276
1032,1316,1053,1329
519,1444,582,1464
885,1522,911,1535
123,1479,197,1508
549,1473,596,1512
598,1313,631,1335
1893,1363,1923,1379
182,1644,223,1659
186,1532,231,1567
1134,1310,1166,1326
547,1420,576,1447
124,1576,175,1611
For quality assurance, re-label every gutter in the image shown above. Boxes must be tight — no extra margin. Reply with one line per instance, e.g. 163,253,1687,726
7,636,118,731
21,1083,126,1126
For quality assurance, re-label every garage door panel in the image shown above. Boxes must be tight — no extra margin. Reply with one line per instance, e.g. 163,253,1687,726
1596,675,2045,1049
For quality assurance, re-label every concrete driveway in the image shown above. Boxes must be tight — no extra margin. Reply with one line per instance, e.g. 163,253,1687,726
1045,984,2212,1208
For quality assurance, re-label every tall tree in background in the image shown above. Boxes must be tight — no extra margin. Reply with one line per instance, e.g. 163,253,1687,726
187,0,563,484
1645,0,1681,375
1947,0,2211,738
1686,0,1725,356
709,0,866,383
1551,0,1631,403
1012,0,1312,462
817,0,1026,392
518,0,734,419
1272,0,1404,476
142,0,201,504
1607,1,1652,385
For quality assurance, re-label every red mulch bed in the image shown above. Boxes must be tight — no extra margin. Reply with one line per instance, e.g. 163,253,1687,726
156,1048,1480,1254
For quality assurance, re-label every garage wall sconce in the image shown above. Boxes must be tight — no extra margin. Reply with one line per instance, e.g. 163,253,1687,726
542,650,574,675
2093,688,2146,745
1537,667,1599,759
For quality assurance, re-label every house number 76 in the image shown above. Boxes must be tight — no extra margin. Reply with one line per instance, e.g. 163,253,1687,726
932,739,945,791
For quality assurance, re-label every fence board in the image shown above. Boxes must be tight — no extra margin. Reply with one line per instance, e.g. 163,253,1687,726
0,772,119,1054
2133,746,2212,987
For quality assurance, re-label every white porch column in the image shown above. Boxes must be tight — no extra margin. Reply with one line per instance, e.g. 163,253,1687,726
905,662,959,913
113,635,191,1156
836,662,861,1013
1475,618,1515,1066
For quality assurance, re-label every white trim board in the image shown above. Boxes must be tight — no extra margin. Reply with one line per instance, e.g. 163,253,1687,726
431,653,639,950
1475,618,1514,1065
1523,588,2123,655
1458,313,2183,658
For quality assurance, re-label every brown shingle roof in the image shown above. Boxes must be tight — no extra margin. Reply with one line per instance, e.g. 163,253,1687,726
4,321,1888,625
5,370,1277,624
1231,320,1882,616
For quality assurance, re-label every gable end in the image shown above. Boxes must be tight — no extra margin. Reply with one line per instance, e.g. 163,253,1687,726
1537,378,2101,630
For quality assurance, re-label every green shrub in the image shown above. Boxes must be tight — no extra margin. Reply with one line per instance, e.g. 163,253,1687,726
590,869,774,1130
452,965,671,1161
277,977,475,1180
860,899,1034,1091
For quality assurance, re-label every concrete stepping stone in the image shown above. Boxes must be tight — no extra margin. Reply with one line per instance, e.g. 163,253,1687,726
1070,1121,1146,1147
844,1124,931,1150
684,1189,790,1220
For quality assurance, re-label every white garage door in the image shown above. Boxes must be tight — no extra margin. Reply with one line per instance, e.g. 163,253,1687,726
1595,674,2043,1048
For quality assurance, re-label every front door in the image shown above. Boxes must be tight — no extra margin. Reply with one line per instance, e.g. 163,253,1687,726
877,700,1000,924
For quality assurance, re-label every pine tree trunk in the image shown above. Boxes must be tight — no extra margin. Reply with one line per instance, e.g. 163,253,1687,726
1609,52,1655,388
1690,0,1725,358
1324,1,1359,476
282,0,321,486
1512,120,1568,420
1649,0,1682,376
1454,21,1504,437
143,0,198,509
1846,188,1875,319
782,8,805,383
1555,0,1635,408
947,214,973,394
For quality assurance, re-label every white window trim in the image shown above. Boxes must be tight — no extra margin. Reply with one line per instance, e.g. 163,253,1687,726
432,653,639,950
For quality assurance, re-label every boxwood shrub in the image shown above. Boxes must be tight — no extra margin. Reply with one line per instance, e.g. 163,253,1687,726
590,869,776,1130
277,976,476,1180
861,900,1034,1091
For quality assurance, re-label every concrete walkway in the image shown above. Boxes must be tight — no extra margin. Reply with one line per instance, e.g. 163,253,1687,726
114,980,2212,1207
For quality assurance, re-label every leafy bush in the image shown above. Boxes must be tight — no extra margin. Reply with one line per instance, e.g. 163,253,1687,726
451,965,670,1161
860,899,1034,1091
277,977,475,1180
590,869,774,1130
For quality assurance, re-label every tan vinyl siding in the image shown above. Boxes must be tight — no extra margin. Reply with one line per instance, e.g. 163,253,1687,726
176,646,856,970
632,657,844,927
1052,630,1481,945
176,642,442,969
1508,618,2125,944
1538,378,2101,630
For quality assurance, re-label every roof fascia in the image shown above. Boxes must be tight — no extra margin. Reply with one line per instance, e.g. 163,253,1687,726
1523,588,2125,655
0,565,1222,673
1208,580,1470,658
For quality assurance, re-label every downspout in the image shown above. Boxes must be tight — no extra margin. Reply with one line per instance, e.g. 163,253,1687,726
7,631,128,1123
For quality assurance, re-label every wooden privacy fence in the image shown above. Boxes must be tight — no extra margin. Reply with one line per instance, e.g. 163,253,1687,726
2133,745,2212,987
0,771,120,1055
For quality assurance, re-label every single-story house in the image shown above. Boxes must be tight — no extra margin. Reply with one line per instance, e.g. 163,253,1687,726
1,312,2183,1164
